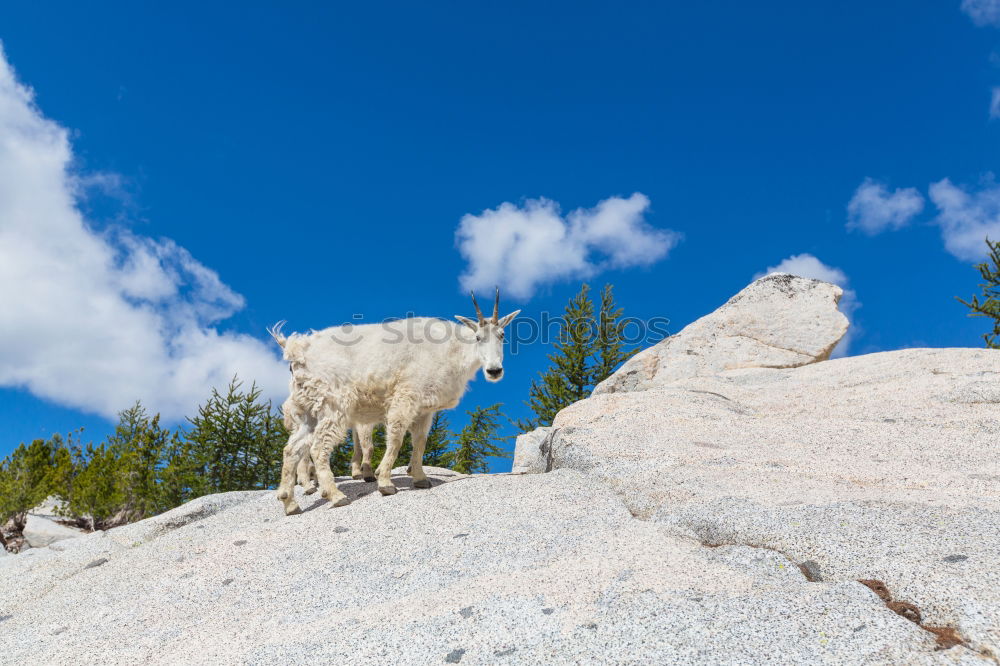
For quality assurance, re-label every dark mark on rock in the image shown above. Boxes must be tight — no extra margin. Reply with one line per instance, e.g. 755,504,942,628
853,624,865,633
84,558,108,570
542,608,554,615
180,571,193,580
798,560,822,582
233,540,247,546
222,578,234,586
857,578,966,649
942,554,968,563
687,389,733,402
453,533,468,539
583,623,597,630
924,626,965,650
458,606,473,618
51,626,67,635
495,647,516,657
887,601,921,624
858,579,891,603
444,648,466,663
0,615,11,623
334,526,349,533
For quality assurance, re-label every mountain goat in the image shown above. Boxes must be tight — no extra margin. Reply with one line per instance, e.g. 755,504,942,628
278,371,378,493
270,290,519,515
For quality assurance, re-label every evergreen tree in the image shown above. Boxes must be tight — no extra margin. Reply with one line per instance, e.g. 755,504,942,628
68,442,120,531
443,404,507,474
594,283,638,381
0,437,59,536
521,284,596,429
156,431,200,512
520,283,635,429
185,377,288,493
49,437,78,502
958,238,1000,349
106,403,171,523
50,431,82,520
422,412,452,467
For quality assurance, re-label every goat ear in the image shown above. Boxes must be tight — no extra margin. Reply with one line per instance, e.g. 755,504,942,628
454,315,479,331
497,310,521,328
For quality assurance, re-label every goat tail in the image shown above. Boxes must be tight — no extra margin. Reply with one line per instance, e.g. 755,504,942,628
267,320,288,348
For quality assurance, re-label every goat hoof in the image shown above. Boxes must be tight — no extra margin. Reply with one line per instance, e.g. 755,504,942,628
351,473,364,480
330,497,351,508
284,505,302,516
413,479,431,489
363,476,375,482
378,484,398,496
303,485,318,495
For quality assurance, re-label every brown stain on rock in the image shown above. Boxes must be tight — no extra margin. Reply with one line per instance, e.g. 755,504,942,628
856,579,966,651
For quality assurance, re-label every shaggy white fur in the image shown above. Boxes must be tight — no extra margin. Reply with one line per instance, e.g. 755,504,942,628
269,294,518,514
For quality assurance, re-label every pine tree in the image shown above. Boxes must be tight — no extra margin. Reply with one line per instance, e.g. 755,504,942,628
49,431,82,519
443,404,507,474
594,283,637,382
184,377,288,494
49,439,77,498
520,283,635,429
0,438,58,536
106,403,170,523
958,238,1000,349
422,412,452,467
69,442,121,531
156,431,200,512
521,284,596,429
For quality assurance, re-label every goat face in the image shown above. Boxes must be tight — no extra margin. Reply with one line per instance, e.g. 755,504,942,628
455,288,521,383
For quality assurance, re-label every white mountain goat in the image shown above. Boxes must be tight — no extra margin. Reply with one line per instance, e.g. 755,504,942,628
277,371,380,493
269,290,519,515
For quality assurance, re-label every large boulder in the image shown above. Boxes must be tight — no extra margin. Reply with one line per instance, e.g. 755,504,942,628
22,515,85,549
510,272,1000,657
510,426,550,474
594,273,848,395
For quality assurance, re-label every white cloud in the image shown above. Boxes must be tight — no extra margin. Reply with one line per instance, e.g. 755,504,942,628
456,193,679,299
962,0,1000,26
0,46,287,420
928,177,1000,261
846,178,924,235
755,254,859,358
991,87,1000,118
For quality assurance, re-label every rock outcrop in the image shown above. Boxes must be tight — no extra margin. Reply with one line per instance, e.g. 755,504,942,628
514,274,1000,659
2,275,997,664
594,273,848,395
21,514,85,549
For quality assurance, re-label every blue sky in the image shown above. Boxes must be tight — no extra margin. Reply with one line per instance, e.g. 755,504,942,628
2,1,1000,466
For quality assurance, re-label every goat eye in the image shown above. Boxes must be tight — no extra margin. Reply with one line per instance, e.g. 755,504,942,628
476,335,482,342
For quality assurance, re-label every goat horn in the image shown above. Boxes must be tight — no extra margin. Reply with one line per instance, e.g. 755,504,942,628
469,291,485,323
492,286,500,323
